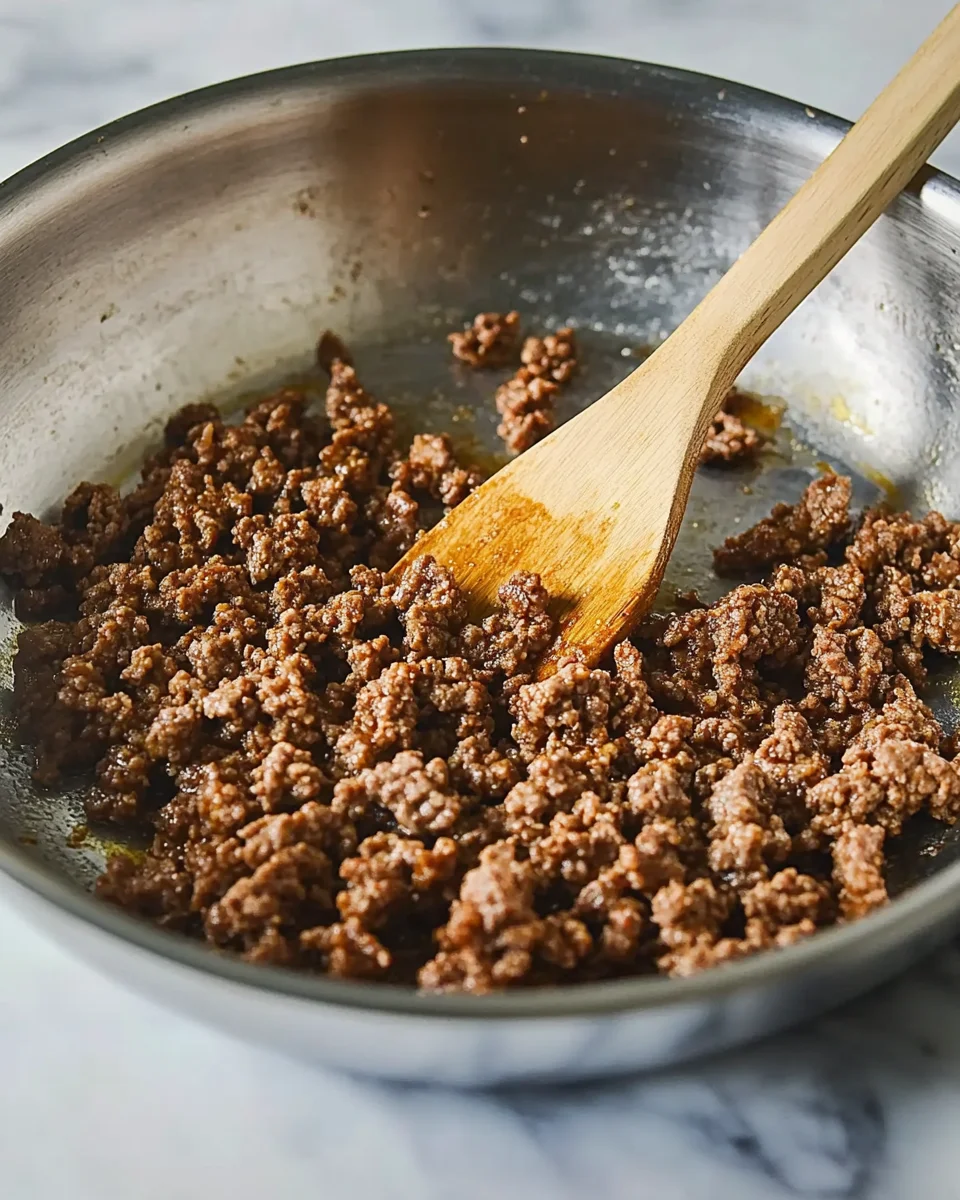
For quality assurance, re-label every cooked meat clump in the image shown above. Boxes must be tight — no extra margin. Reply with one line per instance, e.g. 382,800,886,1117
700,388,766,467
448,310,521,368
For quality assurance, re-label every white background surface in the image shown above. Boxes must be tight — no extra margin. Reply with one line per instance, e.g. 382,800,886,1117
3,2,960,1197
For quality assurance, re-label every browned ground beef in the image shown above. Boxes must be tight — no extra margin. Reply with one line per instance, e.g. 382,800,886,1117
450,313,755,463
448,310,521,368
457,315,579,455
700,389,765,466
493,326,579,454
3,320,960,993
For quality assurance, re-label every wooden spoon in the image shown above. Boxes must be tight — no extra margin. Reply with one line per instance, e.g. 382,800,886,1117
394,4,960,672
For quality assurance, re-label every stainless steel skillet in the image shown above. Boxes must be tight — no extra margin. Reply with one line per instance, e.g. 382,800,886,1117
2,49,960,1086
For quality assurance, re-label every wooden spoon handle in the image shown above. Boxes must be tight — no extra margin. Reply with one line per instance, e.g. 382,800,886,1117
687,1,960,394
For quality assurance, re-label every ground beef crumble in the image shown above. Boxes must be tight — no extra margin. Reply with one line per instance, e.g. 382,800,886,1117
4,318,960,994
448,310,521,368
452,316,579,455
700,389,765,467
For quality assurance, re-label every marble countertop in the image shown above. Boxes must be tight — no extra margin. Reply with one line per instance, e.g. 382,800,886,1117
4,1,960,1197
